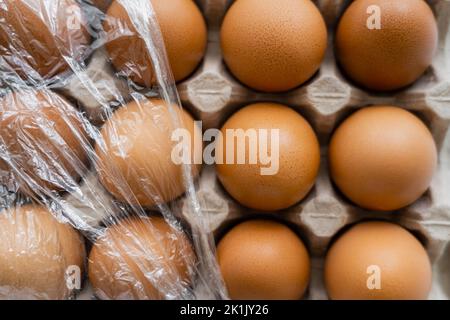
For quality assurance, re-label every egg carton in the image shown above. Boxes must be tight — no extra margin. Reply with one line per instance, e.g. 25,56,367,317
55,0,450,299
177,0,450,300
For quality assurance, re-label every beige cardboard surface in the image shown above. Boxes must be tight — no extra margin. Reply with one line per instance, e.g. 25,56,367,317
58,0,450,299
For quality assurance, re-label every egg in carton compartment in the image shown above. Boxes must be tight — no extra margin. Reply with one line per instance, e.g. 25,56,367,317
43,0,450,299
175,0,450,300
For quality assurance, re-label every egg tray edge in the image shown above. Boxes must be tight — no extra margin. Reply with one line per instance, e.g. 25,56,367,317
0,0,447,300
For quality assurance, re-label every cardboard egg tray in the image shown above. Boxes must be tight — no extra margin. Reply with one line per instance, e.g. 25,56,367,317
177,0,450,300
1,0,447,299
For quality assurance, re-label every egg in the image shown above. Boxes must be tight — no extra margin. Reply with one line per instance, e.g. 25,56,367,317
0,0,91,80
88,216,196,300
104,0,207,86
324,221,432,300
0,204,86,300
216,103,320,211
90,0,111,11
220,0,327,92
329,106,437,211
0,90,89,195
217,220,310,300
95,98,201,207
336,0,438,91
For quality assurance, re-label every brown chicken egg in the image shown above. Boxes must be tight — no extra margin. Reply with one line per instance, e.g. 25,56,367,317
0,204,86,300
329,106,437,211
0,90,89,195
104,0,207,86
88,216,196,300
324,221,432,300
0,0,91,80
336,0,438,91
220,0,327,92
216,103,320,211
95,98,201,207
90,0,111,11
217,220,310,300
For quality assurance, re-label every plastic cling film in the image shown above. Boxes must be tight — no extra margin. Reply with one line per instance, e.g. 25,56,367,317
0,0,226,300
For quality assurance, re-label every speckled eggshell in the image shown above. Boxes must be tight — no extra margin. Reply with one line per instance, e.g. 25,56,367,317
329,106,437,211
324,221,432,300
95,99,201,207
104,0,207,86
216,103,320,211
217,220,311,300
336,0,438,91
220,0,327,93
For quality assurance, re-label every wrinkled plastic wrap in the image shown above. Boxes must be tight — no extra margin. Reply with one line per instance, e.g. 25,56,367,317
0,0,225,300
